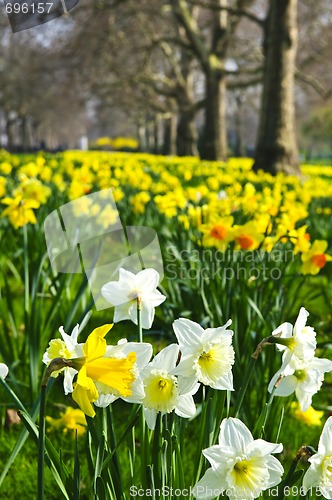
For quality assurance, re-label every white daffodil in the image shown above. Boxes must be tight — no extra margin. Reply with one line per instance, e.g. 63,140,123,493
101,268,166,330
171,318,235,394
0,363,8,378
272,307,316,369
140,343,199,430
269,356,332,411
94,339,153,407
193,417,283,500
303,416,332,498
42,324,83,394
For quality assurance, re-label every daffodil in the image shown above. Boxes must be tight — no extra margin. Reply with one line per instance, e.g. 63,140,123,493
1,194,40,228
141,344,198,430
269,356,332,411
101,268,166,330
288,225,311,254
290,402,324,427
0,176,6,197
71,325,136,417
46,406,87,436
303,416,332,498
171,318,235,393
232,222,265,251
42,324,83,395
94,339,153,407
301,240,332,275
193,417,283,499
199,216,234,251
271,307,317,369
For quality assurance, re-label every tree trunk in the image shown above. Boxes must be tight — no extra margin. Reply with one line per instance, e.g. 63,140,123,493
162,115,177,155
177,110,198,156
201,1,228,161
201,71,228,160
234,94,245,157
20,115,30,152
6,115,15,153
253,0,300,175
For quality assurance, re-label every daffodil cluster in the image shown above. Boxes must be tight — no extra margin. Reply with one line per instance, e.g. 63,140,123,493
1,150,332,282
268,307,332,411
44,268,236,431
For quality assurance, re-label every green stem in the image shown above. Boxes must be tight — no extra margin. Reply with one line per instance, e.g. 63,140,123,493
233,335,278,418
233,356,257,418
38,383,47,500
23,223,30,316
136,297,147,489
0,377,28,413
137,298,143,343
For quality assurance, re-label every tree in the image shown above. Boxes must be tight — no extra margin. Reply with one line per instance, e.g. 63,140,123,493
170,0,261,160
253,0,300,175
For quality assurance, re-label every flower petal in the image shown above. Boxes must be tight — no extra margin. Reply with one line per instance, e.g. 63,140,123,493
218,417,253,453
63,367,77,395
193,466,226,499
72,381,97,418
203,445,234,469
293,307,309,337
83,324,113,359
318,416,332,455
274,375,298,397
175,394,196,418
247,439,283,457
144,407,158,430
113,303,130,323
202,321,233,344
265,455,284,488
150,344,179,371
101,281,130,306
172,318,203,348
119,342,153,369
135,268,160,293
0,363,8,378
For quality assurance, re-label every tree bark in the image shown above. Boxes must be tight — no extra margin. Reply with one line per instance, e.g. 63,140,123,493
177,109,199,156
253,0,300,175
162,114,177,155
201,0,228,161
201,70,228,160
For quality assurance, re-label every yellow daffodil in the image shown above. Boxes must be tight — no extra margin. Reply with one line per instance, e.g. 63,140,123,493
15,177,51,205
199,215,234,251
301,240,332,275
1,194,40,228
72,324,136,417
46,406,87,436
233,221,265,251
290,402,323,427
0,176,6,197
288,225,311,254
130,191,151,214
0,162,12,175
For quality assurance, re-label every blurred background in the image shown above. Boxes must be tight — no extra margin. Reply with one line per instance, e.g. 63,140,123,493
1,0,332,164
